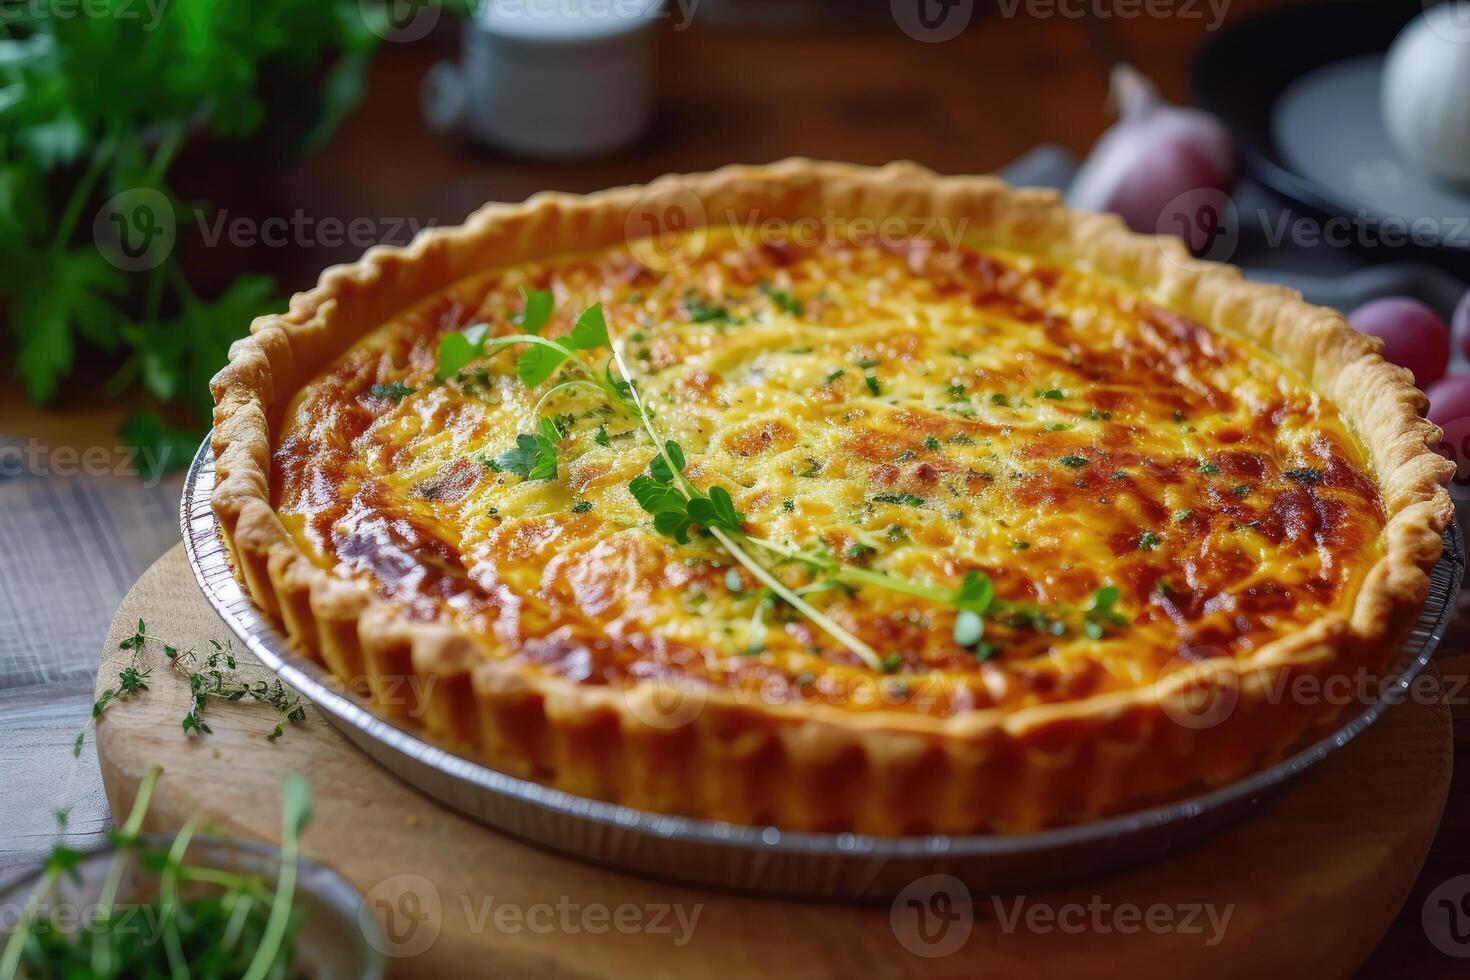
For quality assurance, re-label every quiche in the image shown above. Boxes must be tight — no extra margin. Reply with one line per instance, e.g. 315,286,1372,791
211,160,1452,835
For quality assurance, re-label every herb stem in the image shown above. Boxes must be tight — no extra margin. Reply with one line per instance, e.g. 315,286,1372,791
158,815,201,980
610,342,884,670
50,135,114,250
742,536,954,604
91,764,163,976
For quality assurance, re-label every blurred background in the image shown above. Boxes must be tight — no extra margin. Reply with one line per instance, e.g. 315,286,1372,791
3,0,1469,971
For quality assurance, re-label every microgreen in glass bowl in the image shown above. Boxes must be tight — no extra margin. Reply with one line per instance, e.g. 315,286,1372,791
0,768,383,980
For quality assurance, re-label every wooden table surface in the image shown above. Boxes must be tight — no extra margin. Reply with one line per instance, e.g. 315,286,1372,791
3,5,1467,975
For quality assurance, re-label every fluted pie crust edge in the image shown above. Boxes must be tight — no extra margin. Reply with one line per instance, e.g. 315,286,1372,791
209,159,1453,834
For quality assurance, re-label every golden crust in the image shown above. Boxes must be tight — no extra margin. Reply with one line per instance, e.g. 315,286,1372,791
210,159,1453,834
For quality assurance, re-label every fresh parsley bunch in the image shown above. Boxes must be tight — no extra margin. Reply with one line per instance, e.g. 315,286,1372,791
0,1,402,472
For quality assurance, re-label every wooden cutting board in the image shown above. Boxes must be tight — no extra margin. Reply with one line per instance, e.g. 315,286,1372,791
95,546,1453,979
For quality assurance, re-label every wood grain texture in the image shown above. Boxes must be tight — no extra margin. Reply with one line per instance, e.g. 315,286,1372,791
0,418,183,885
92,546,1452,979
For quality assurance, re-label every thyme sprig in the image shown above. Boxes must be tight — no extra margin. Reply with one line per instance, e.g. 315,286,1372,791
78,622,305,755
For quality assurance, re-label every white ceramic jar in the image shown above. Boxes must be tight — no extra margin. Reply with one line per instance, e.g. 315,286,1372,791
424,0,663,160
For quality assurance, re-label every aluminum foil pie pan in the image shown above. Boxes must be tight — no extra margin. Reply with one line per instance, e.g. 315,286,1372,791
181,438,1463,900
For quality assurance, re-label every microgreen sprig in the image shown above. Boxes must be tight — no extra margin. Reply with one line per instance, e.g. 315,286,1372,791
434,292,1131,670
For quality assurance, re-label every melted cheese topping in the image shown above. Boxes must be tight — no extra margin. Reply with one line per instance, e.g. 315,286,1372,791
274,230,1385,717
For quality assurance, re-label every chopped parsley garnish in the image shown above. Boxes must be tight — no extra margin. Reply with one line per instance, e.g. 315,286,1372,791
1284,467,1322,484
1172,508,1193,522
1138,530,1161,550
865,374,882,396
924,435,941,451
571,500,593,514
1035,388,1066,400
1231,484,1251,497
799,458,823,478
1046,422,1071,432
879,653,903,674
947,381,967,399
1011,540,1030,551
844,542,877,562
760,283,803,316
782,499,796,512
1083,585,1129,639
857,357,881,369
990,393,1009,406
684,293,730,323
594,425,611,447
826,369,846,383
487,418,562,480
368,381,415,401
872,492,924,506
1199,461,1220,476
887,525,909,542
1059,453,1089,468
1085,407,1112,421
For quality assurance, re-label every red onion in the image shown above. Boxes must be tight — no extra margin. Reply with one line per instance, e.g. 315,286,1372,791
1426,375,1470,428
1068,64,1236,244
1347,297,1450,388
1453,288,1470,362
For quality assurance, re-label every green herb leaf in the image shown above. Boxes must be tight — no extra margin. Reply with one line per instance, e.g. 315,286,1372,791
369,381,415,401
518,285,553,335
953,570,995,615
491,424,559,480
760,282,803,315
569,302,610,350
437,323,491,380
